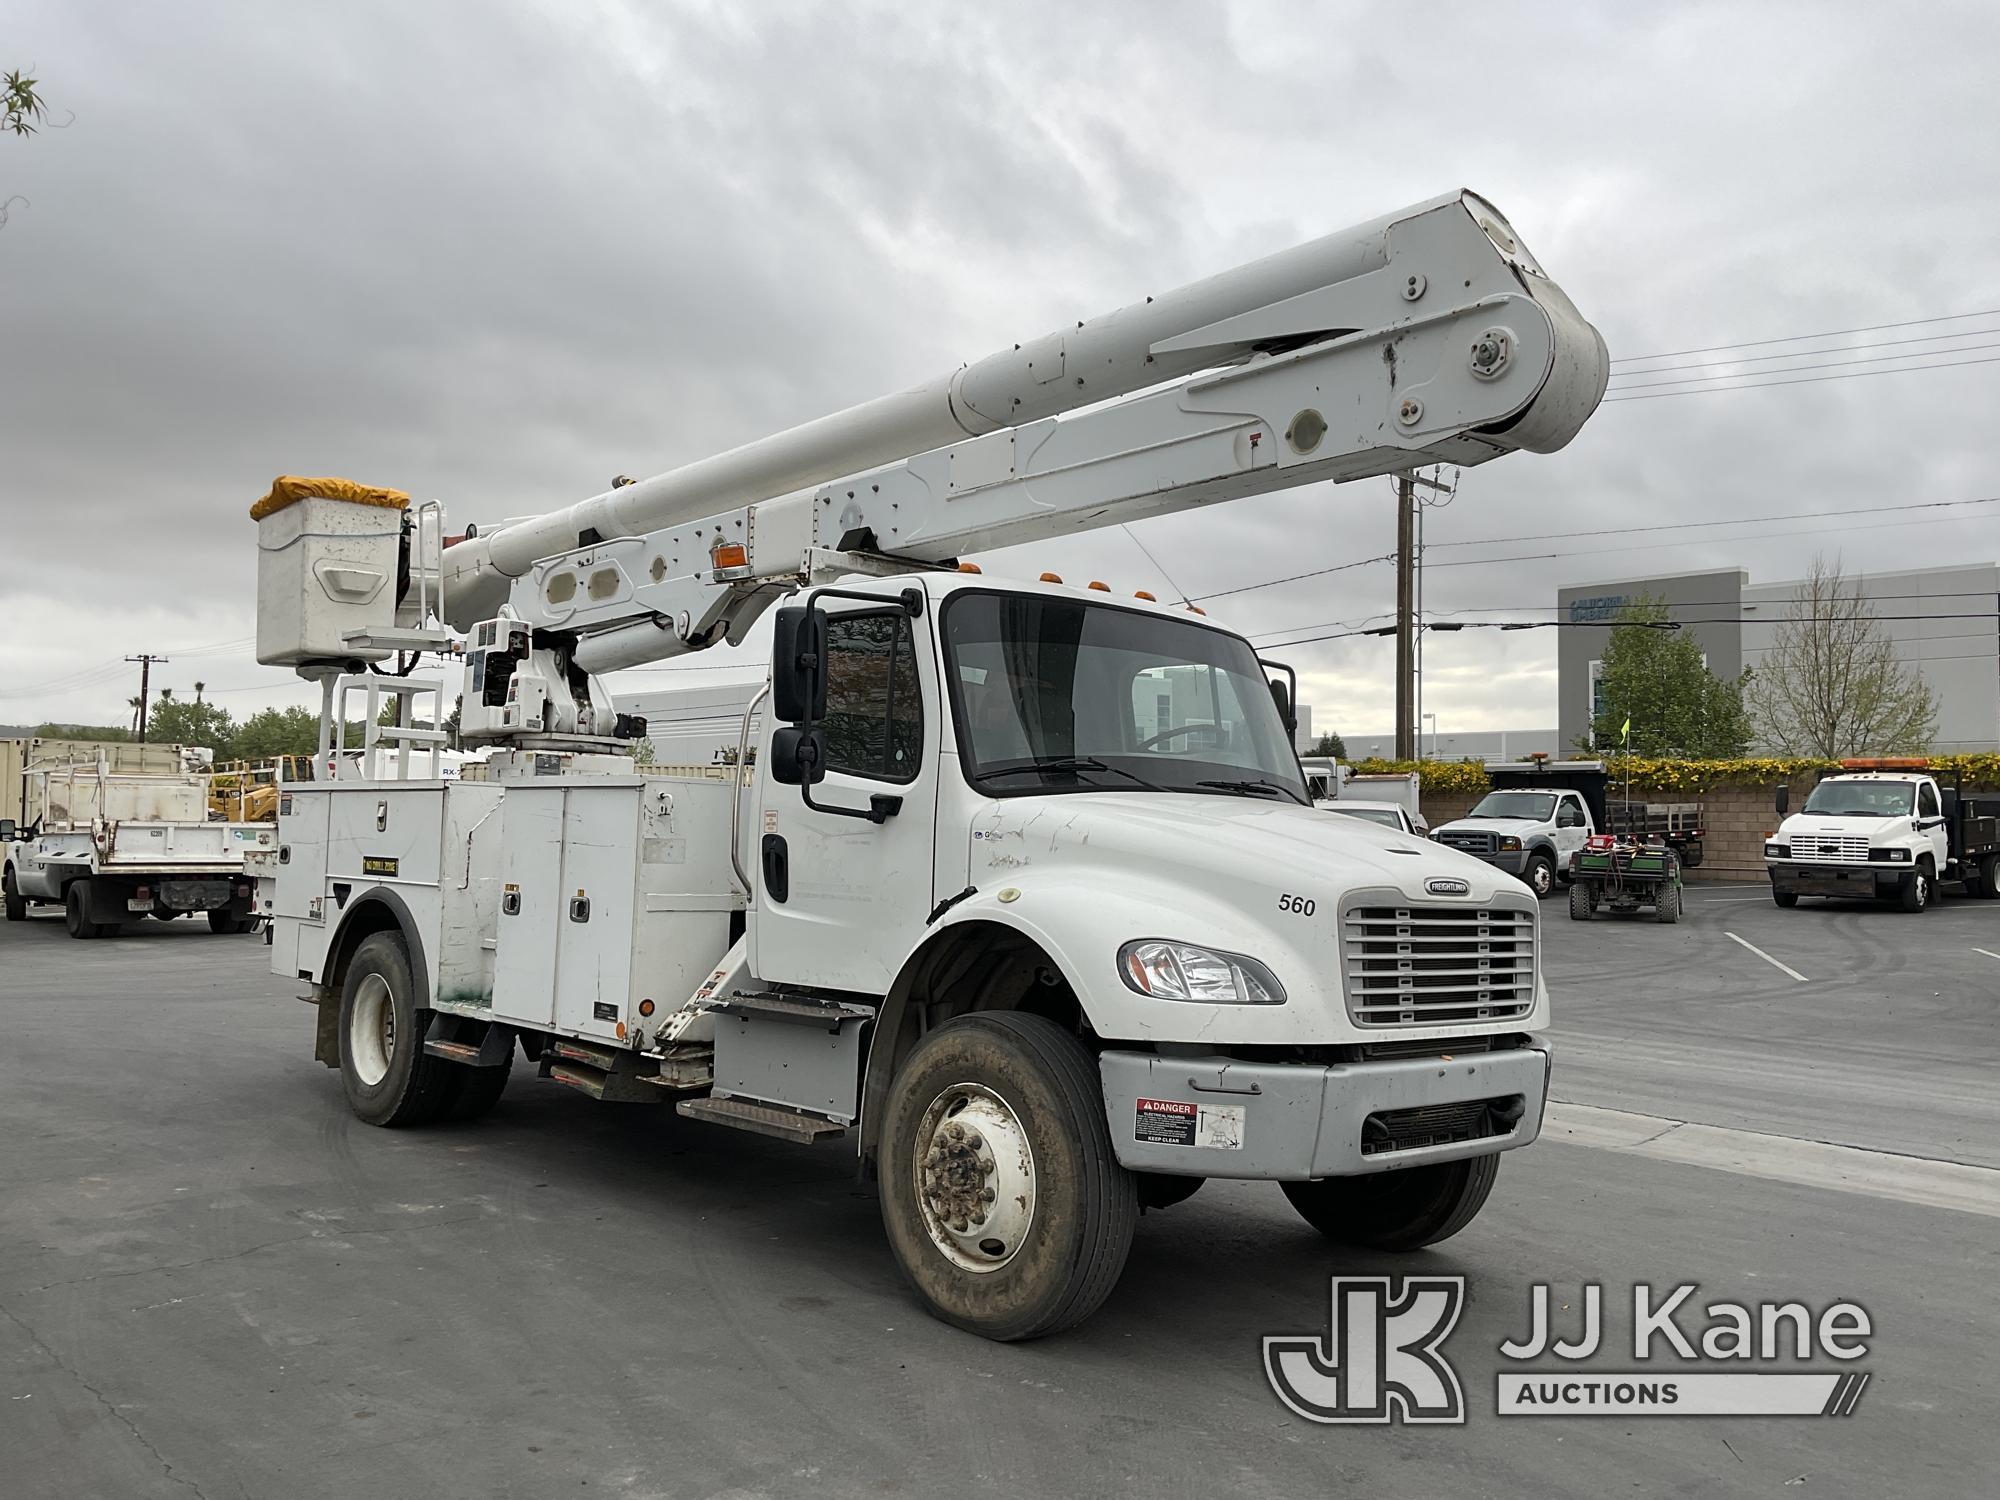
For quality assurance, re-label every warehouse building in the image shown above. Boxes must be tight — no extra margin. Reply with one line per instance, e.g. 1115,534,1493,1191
1556,564,2000,754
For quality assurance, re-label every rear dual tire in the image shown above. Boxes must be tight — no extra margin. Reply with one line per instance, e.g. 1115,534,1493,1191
64,882,119,939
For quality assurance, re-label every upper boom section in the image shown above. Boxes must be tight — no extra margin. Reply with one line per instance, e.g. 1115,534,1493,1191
442,190,1607,629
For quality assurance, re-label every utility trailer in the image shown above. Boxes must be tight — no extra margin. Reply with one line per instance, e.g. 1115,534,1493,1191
3,755,273,935
1605,798,1704,868
255,190,1608,1339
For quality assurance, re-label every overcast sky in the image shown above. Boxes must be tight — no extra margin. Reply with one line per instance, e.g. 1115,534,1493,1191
4,0,1998,740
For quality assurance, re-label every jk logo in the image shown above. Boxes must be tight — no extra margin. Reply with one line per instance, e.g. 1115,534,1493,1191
1264,1276,1467,1424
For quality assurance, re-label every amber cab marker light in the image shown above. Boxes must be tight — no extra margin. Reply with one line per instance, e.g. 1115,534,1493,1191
1039,572,1063,583
710,541,748,570
958,562,983,573
1134,590,1156,601
1088,580,1111,592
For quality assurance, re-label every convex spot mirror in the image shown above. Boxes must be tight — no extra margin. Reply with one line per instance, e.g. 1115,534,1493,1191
769,725,827,787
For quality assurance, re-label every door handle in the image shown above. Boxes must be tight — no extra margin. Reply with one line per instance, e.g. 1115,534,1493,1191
762,834,790,904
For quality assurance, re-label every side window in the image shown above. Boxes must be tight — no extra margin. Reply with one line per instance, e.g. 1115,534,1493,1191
1558,797,1583,828
821,612,923,783
1918,783,1940,819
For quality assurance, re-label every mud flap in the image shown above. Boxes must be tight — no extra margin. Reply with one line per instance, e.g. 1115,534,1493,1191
313,989,341,1069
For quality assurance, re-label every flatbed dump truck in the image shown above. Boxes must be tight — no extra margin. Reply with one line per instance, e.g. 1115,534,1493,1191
255,190,1608,1338
1767,758,2000,911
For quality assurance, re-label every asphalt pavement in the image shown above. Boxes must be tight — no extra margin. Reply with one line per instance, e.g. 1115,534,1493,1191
1,890,1995,1498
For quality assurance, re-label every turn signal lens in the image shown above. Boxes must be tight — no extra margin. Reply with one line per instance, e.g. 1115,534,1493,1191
1117,940,1286,1005
710,541,748,570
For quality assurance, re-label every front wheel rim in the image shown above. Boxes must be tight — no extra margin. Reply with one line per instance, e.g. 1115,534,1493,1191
1532,862,1551,895
912,1082,1036,1274
350,974,395,1086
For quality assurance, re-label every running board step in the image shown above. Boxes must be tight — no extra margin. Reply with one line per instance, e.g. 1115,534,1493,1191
423,1017,515,1067
540,1037,668,1103
638,1044,715,1092
676,1096,848,1144
710,992,874,1028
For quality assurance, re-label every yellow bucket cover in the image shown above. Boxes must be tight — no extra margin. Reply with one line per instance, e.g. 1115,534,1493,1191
250,475,409,521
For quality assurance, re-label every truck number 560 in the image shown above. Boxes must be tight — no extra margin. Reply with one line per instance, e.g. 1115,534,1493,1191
1278,893,1317,916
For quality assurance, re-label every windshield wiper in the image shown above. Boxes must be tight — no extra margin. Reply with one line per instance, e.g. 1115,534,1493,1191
1194,778,1305,804
970,757,1172,793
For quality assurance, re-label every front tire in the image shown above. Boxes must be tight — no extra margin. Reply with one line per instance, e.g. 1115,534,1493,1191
1281,1153,1499,1252
1523,851,1555,899
878,1011,1137,1341
1772,888,1799,908
3,868,24,922
337,932,457,1127
1899,863,1932,913
1568,881,1592,921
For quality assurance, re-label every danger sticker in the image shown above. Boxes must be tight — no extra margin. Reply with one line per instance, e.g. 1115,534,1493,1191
1134,1097,1245,1150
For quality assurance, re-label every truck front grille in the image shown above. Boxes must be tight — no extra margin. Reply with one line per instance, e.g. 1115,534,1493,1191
1437,829,1496,856
1790,834,1871,862
1341,902,1537,1027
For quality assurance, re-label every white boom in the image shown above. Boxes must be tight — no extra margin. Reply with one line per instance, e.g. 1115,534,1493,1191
443,190,1606,660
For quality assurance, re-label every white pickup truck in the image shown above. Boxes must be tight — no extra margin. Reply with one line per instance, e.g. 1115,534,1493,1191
2,758,272,936
1432,781,1595,899
1766,760,2000,911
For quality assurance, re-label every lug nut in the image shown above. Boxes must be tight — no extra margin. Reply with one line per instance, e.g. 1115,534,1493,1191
963,1131,983,1150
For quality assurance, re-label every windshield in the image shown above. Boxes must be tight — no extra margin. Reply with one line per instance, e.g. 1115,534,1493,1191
1329,806,1403,830
942,592,1308,803
1466,791,1556,821
1801,780,1916,818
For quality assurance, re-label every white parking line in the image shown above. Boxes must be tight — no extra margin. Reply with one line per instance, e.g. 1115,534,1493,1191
1543,1102,2000,1220
1975,948,2000,962
1725,930,1809,982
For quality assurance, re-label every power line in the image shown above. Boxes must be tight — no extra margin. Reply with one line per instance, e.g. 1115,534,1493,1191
1186,551,1394,603
1119,524,1194,607
1602,353,2000,402
1268,610,2000,649
1607,340,2000,393
1605,325,2000,379
1427,495,2000,552
1426,510,1998,570
1610,308,2000,366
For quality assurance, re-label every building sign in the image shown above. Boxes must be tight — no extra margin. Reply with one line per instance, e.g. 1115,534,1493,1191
1568,594,1630,624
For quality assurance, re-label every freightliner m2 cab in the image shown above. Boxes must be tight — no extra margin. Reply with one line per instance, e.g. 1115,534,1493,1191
254,189,1607,1338
1766,759,2000,911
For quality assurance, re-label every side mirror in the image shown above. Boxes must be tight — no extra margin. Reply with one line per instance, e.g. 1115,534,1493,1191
0,819,15,842
768,725,826,787
1267,676,1295,734
770,606,826,724
1774,786,1790,816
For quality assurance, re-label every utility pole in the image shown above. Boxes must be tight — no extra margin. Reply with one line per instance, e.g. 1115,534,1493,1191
1394,472,1416,759
127,654,168,743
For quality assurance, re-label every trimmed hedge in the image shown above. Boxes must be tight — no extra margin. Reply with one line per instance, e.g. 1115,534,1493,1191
1350,753,2000,796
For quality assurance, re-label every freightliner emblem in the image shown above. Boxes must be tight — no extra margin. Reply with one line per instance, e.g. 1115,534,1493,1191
1426,878,1471,896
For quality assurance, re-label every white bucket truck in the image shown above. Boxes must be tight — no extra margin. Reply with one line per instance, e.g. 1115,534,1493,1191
254,192,1607,1338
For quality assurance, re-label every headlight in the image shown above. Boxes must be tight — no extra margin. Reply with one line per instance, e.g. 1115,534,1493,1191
1765,842,1789,858
1498,835,1522,851
1118,940,1286,1005
1869,847,1912,863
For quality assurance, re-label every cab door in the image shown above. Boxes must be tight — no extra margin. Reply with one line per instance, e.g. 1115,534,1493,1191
750,596,943,993
1553,793,1590,862
1916,780,1951,871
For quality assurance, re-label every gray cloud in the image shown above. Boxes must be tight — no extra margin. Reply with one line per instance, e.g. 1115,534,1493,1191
4,0,1998,740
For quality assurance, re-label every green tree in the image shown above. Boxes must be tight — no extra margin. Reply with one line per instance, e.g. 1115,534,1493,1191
1310,732,1347,759
146,696,236,755
31,722,130,742
233,706,322,761
1588,595,1752,757
1745,555,1937,756
4,68,49,231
